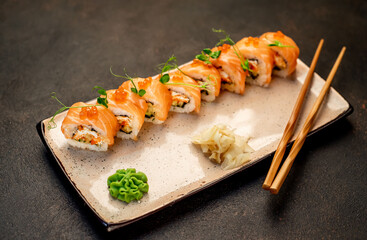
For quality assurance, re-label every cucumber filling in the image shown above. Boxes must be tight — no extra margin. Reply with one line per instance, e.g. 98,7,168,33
145,102,155,119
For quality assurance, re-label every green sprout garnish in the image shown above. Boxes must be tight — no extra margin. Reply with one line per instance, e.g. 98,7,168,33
110,67,146,97
93,86,109,108
212,28,236,46
241,59,251,73
267,40,295,48
48,87,108,130
157,55,177,84
157,55,212,92
160,55,177,74
212,28,253,73
195,48,221,64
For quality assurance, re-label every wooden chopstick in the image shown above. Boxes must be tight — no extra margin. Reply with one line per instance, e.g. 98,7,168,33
269,46,346,194
262,39,324,190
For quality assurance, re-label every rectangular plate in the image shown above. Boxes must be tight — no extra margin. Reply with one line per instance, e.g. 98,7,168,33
37,59,352,231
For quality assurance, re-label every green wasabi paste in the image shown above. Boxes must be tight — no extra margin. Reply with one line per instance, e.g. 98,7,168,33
107,168,149,203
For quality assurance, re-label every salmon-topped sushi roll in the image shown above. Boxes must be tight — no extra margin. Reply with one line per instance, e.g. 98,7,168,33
61,102,119,151
106,86,147,140
122,77,172,124
210,44,247,95
166,71,201,114
260,31,300,77
179,59,221,102
236,37,274,87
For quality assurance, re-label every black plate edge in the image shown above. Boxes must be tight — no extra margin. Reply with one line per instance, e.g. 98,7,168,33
36,101,353,231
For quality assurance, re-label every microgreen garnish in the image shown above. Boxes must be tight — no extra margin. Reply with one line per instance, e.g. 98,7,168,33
48,87,108,130
137,89,146,97
212,28,235,46
160,55,177,73
212,28,253,73
195,48,221,64
241,59,251,73
110,67,146,97
160,73,170,84
157,55,212,92
93,86,109,108
157,55,177,84
267,40,295,48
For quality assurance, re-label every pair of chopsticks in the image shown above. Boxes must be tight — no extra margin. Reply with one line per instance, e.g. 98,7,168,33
263,39,346,194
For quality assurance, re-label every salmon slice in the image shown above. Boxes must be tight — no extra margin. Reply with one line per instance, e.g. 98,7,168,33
236,37,274,87
122,77,172,124
180,59,221,102
106,85,148,140
61,102,119,150
210,44,247,95
260,31,300,77
166,71,201,114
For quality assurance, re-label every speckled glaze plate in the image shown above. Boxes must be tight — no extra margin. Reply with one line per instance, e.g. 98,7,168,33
37,59,352,231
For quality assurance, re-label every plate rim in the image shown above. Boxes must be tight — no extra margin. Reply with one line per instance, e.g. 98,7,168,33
36,80,354,232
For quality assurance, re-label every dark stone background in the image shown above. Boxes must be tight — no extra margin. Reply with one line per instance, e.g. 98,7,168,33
1,0,366,239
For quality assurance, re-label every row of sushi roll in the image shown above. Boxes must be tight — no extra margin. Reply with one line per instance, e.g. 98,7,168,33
54,30,299,151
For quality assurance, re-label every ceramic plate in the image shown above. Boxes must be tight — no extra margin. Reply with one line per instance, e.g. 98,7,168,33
37,59,352,231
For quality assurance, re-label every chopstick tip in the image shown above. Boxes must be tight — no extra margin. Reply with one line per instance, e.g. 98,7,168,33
270,188,279,195
262,184,271,190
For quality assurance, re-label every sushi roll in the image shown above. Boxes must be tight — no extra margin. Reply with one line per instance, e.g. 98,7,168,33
61,102,119,151
106,86,148,140
260,31,300,77
179,59,221,102
166,71,201,114
210,44,247,95
236,37,274,87
122,77,172,124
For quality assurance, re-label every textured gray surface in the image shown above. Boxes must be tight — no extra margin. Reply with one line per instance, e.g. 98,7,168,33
1,0,366,239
